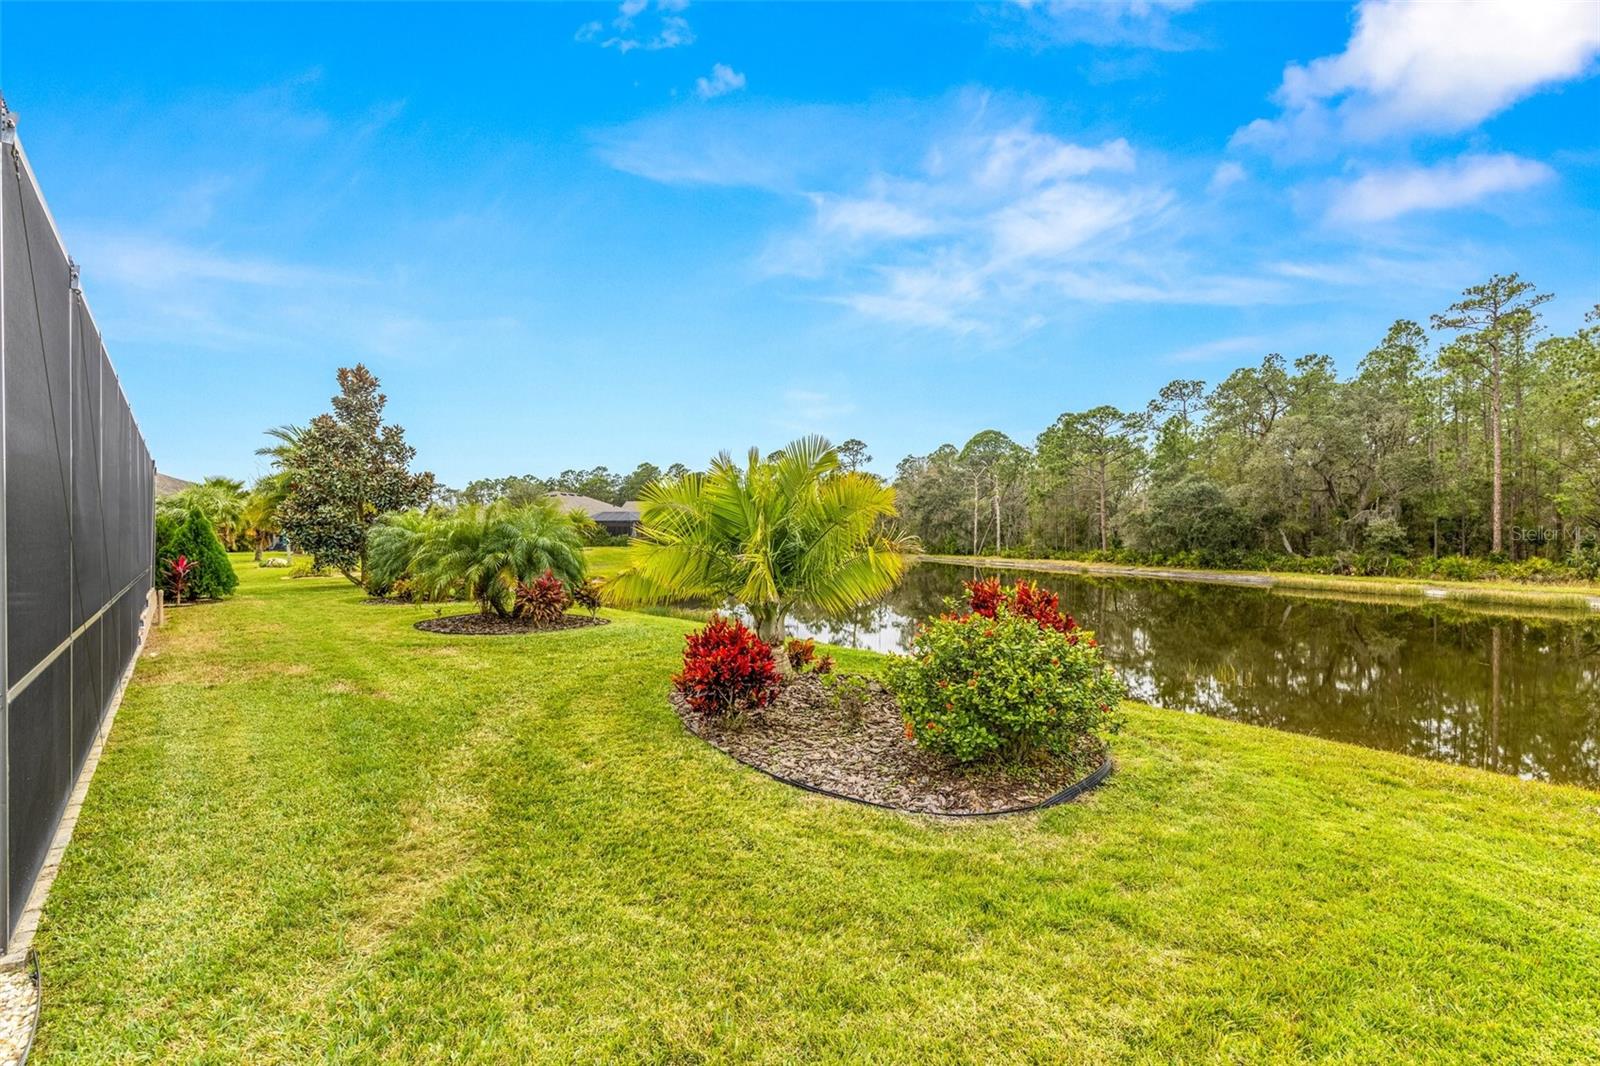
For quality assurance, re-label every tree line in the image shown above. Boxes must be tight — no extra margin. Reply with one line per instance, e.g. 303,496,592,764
893,275,1600,571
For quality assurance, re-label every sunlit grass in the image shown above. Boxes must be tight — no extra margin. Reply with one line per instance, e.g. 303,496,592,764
30,554,1600,1062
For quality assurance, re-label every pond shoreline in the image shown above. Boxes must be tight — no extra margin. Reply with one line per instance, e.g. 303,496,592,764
915,553,1600,614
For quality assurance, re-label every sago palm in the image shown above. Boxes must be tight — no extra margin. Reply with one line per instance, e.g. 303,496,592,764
605,436,917,652
412,500,587,616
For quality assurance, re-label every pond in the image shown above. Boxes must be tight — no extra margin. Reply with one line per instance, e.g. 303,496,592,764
781,562,1600,787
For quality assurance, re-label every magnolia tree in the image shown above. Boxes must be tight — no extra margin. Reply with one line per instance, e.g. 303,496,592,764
278,365,436,585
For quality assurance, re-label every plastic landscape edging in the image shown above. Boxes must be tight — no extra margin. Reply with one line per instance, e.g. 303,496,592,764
708,743,1114,819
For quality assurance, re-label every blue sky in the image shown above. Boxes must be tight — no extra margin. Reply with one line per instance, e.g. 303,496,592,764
4,1,1598,487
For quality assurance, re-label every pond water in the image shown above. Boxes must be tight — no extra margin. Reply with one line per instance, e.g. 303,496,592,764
781,562,1600,787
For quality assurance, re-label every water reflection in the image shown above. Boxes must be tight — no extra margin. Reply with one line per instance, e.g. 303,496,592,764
781,563,1600,787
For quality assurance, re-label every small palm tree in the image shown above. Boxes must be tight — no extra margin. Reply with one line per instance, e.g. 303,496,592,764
606,436,917,658
412,501,587,616
366,509,433,596
241,477,286,562
162,476,248,549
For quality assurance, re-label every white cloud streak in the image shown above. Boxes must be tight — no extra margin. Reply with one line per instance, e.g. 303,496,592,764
695,63,746,100
1325,153,1555,224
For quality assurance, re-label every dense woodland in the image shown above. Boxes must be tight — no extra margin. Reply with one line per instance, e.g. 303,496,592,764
893,275,1600,575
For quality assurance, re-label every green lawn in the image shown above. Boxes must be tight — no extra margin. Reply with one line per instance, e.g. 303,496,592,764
31,554,1600,1063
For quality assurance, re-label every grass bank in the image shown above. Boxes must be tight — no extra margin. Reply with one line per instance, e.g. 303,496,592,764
918,553,1600,613
30,555,1600,1062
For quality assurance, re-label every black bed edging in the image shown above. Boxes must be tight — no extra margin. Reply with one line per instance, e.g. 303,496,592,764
716,746,1114,818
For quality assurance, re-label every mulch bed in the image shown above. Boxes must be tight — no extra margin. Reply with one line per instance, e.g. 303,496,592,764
414,613,610,636
673,673,1108,816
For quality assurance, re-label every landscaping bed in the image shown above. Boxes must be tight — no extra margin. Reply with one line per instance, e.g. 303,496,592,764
414,613,609,635
672,673,1108,815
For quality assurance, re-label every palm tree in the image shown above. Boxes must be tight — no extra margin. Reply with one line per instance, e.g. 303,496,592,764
161,476,248,549
605,436,917,660
256,423,307,471
241,477,286,562
366,509,433,596
411,500,587,616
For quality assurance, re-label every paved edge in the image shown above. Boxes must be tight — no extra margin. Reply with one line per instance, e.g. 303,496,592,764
0,591,156,971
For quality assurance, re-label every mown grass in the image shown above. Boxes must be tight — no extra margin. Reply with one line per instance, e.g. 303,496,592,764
921,553,1600,613
30,553,1600,1063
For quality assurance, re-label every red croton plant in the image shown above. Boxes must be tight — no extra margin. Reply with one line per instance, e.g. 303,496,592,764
962,577,1089,643
673,615,779,716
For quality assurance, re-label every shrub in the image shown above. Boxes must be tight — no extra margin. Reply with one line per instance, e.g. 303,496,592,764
890,606,1125,764
513,569,572,624
965,577,1077,634
572,578,604,618
1568,543,1600,582
259,557,290,569
411,501,587,617
673,615,779,716
155,506,237,601
288,558,328,579
783,637,834,675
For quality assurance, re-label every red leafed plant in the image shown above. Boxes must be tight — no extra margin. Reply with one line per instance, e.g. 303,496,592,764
964,577,1078,635
674,615,779,716
169,554,195,603
513,569,572,625
783,637,835,675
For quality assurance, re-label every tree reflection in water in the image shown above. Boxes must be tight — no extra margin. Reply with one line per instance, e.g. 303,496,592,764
782,563,1600,786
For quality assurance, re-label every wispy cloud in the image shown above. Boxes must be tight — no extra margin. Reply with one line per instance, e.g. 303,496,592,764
779,388,855,429
1234,0,1600,154
599,92,1302,333
1163,334,1266,364
1324,153,1555,224
996,0,1201,51
576,0,694,53
695,63,747,100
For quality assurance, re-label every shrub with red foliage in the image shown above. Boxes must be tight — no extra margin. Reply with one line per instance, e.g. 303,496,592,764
783,637,835,675
674,615,779,716
514,569,572,624
963,577,1078,635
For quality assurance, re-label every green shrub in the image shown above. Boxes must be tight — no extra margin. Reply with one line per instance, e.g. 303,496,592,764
288,558,328,579
155,506,237,601
572,578,604,618
1568,543,1600,582
1429,554,1484,582
890,607,1125,764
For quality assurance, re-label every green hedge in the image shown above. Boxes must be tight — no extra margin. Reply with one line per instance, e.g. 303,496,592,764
156,506,238,601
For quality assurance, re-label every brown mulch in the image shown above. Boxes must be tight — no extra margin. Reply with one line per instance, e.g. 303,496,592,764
673,673,1108,816
414,613,611,635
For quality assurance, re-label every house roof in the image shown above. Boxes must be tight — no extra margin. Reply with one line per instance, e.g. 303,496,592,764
154,472,196,498
544,492,618,517
591,510,641,524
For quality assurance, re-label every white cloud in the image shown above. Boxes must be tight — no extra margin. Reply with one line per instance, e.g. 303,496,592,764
1325,153,1555,224
1236,0,1600,151
1208,160,1246,193
597,94,1299,333
577,0,694,52
1000,0,1200,50
780,389,856,428
695,63,746,100
1164,334,1266,364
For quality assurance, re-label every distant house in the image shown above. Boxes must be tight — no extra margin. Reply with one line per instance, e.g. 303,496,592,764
545,492,641,537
